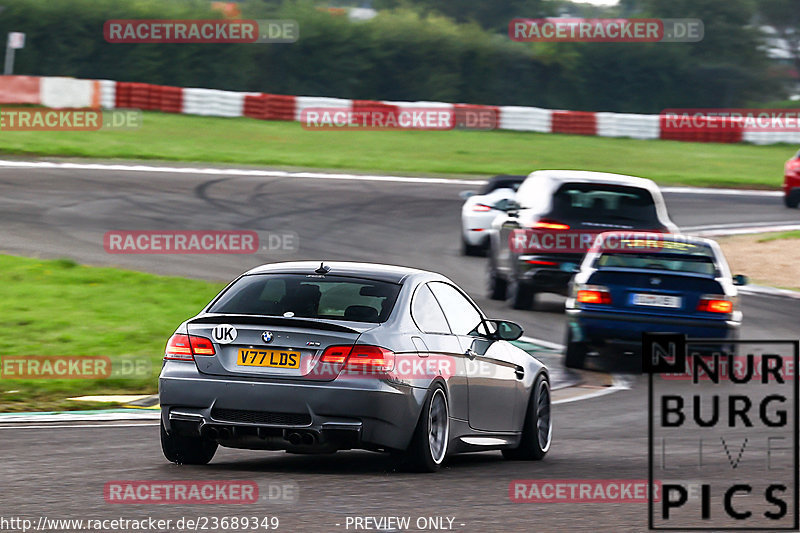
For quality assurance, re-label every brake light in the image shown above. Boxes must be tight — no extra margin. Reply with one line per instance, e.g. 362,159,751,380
472,204,492,212
526,259,558,265
189,335,215,355
345,345,395,372
576,286,612,304
786,159,800,173
164,333,215,361
697,298,733,313
165,334,193,361
532,219,570,230
320,345,351,364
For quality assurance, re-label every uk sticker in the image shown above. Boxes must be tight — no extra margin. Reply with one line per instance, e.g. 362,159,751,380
212,324,237,344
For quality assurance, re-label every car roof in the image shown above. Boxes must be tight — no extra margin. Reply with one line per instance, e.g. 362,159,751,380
593,231,716,248
525,170,661,192
243,261,433,284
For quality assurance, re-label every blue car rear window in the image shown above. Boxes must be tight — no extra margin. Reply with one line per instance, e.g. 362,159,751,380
596,252,717,276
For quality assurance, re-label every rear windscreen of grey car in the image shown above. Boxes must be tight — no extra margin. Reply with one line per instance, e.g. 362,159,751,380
208,274,402,323
549,183,659,226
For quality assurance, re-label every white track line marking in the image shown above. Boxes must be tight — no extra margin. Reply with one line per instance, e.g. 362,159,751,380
0,159,783,196
553,374,632,405
0,423,157,429
690,224,800,237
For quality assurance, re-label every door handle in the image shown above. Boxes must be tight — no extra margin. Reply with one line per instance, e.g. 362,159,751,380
515,368,525,379
465,349,477,360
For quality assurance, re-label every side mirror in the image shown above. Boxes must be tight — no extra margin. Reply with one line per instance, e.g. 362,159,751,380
475,319,524,341
459,190,476,200
733,274,748,286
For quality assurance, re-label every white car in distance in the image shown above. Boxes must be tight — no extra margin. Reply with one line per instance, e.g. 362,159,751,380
460,175,526,256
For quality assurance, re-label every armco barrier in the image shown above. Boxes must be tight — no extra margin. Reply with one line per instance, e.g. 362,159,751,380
265,94,296,121
596,112,660,140
99,80,116,109
0,75,40,104
552,110,597,136
294,96,352,121
659,115,743,143
244,93,297,121
40,77,97,108
182,88,247,117
4,75,798,145
454,104,499,130
498,106,552,132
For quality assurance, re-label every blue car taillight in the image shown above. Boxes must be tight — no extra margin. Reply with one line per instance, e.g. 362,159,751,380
575,284,612,305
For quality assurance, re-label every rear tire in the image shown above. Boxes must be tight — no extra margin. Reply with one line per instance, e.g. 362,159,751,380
508,279,534,310
404,384,449,472
461,236,484,256
161,423,218,465
502,374,551,460
564,330,587,369
785,191,800,208
487,264,508,300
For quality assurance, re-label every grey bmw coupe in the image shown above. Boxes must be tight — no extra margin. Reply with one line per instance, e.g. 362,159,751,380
159,261,552,472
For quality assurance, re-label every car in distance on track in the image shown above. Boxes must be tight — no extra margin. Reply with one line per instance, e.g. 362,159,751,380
487,170,678,310
159,261,552,472
460,175,526,256
784,149,800,208
563,233,746,369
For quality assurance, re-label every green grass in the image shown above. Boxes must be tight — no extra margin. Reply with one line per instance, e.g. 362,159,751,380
0,255,224,411
758,230,800,242
0,111,793,188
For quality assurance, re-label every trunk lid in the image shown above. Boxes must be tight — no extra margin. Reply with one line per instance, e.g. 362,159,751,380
186,314,375,381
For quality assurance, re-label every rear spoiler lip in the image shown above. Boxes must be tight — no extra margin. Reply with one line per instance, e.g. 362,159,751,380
188,313,374,334
593,267,718,279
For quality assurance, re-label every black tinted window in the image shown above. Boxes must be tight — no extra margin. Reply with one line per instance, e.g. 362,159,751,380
209,274,401,323
550,183,659,225
411,285,451,334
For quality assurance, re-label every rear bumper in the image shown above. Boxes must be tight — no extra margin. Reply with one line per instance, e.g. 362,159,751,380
567,309,740,356
159,362,426,451
463,230,490,247
517,254,583,293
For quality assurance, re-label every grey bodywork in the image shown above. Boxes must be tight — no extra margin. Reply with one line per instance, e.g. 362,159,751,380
159,261,548,454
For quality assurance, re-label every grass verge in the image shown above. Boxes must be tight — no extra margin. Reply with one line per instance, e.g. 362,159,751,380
0,111,793,188
0,255,224,412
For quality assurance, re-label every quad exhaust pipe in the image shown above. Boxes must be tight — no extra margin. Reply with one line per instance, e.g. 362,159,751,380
286,431,317,446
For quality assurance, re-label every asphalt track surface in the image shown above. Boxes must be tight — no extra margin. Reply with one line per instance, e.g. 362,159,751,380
1,162,799,532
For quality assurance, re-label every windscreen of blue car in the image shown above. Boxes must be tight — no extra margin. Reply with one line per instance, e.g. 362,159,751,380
208,274,402,323
596,252,717,276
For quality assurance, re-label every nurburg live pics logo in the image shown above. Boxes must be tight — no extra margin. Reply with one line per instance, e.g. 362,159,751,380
645,333,799,530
